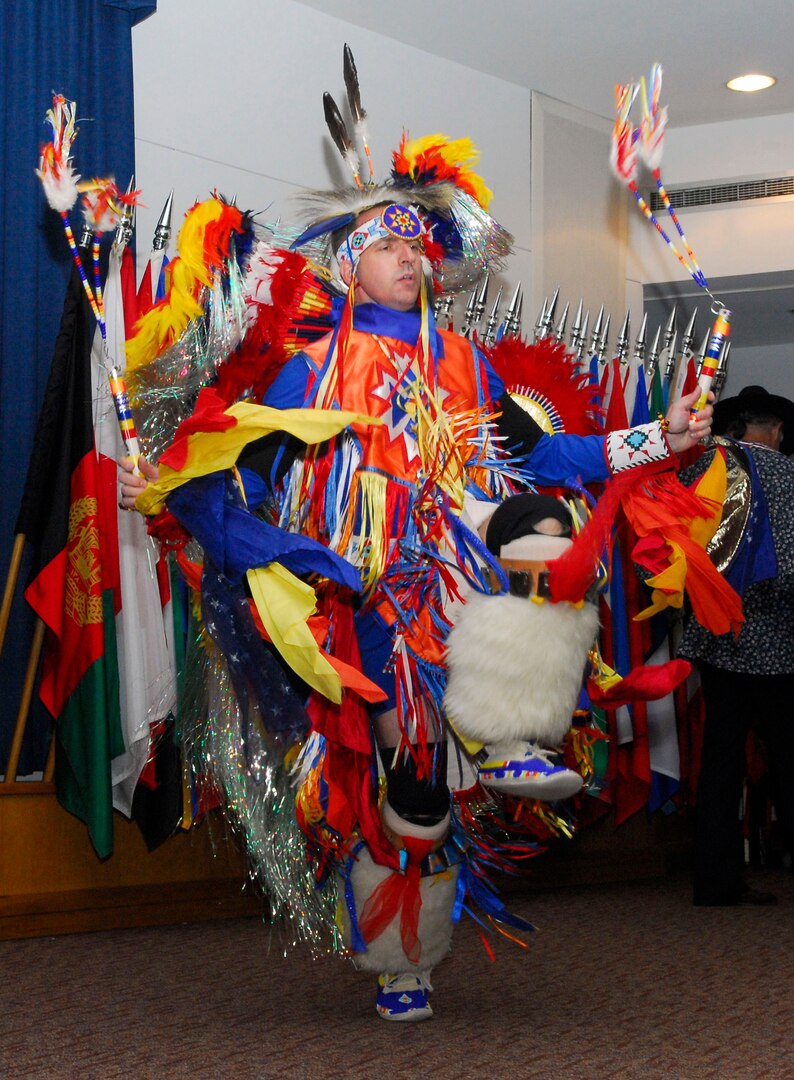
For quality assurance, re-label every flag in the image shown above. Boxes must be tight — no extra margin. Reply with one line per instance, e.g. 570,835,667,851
17,267,124,859
91,243,178,826
648,361,666,419
603,357,629,433
629,359,650,426
137,247,169,315
670,350,698,405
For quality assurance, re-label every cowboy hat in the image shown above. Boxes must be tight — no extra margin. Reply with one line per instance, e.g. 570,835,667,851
713,384,794,454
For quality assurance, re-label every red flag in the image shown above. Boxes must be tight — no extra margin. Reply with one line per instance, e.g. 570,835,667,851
18,268,124,858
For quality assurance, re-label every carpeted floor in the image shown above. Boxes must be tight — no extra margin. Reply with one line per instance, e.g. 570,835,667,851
2,867,793,1080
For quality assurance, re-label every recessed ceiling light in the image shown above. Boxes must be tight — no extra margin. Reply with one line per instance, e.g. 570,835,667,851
726,73,777,93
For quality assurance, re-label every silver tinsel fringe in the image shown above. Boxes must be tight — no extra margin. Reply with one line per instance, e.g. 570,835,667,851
180,632,342,957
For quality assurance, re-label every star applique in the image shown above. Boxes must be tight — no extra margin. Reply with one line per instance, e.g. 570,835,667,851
370,355,421,463
369,351,449,469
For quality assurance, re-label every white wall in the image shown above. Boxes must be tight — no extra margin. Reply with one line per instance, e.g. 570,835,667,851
725,342,794,397
132,0,533,307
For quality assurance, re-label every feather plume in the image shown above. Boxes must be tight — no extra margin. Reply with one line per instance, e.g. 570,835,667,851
483,336,603,436
126,196,245,372
392,133,493,209
36,94,81,213
343,44,365,126
610,83,639,184
78,177,141,233
323,91,361,184
290,212,355,251
639,64,667,171
343,44,373,180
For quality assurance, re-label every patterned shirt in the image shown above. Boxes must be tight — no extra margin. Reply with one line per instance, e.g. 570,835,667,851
678,441,794,674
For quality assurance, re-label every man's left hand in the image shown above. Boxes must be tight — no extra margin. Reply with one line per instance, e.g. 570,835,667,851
665,387,714,454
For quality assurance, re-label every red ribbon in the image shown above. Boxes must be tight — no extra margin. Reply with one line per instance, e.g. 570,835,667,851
357,836,437,965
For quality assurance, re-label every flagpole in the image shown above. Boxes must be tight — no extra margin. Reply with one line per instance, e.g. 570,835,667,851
0,619,47,789
0,534,26,659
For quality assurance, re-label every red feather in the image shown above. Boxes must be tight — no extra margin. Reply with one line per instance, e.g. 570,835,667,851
482,336,603,436
213,249,335,406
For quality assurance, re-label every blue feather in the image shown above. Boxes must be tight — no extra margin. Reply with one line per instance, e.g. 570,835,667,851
290,212,355,250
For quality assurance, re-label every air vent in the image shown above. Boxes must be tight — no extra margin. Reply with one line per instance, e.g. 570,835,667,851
648,175,794,211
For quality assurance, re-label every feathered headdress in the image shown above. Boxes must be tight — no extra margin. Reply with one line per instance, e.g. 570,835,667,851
290,45,512,295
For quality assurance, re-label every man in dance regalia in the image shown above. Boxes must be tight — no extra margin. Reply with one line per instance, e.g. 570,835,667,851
121,50,714,1021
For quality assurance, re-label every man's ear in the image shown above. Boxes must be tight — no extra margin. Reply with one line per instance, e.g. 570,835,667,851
339,258,353,288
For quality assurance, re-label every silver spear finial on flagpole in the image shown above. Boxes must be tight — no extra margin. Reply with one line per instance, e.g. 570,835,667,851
575,310,590,364
113,174,136,250
534,296,547,342
597,313,611,363
463,272,489,339
152,190,174,252
483,287,503,346
713,339,731,396
588,305,604,357
633,312,648,366
647,323,662,381
461,284,479,338
569,299,584,352
616,311,631,364
680,308,697,361
554,301,570,343
540,287,558,339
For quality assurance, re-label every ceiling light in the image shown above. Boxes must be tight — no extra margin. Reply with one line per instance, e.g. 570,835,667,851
726,73,777,93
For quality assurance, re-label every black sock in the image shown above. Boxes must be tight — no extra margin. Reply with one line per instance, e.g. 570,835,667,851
378,742,450,826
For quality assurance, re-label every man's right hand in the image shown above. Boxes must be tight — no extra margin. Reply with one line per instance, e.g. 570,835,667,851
118,454,159,510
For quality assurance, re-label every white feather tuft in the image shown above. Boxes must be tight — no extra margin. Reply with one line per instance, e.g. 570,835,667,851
245,241,285,306
81,187,119,233
36,94,81,213
37,163,80,213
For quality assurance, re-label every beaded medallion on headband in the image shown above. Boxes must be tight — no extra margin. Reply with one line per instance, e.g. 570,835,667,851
338,203,424,264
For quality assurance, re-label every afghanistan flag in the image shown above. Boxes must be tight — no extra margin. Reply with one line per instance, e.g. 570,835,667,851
16,266,124,859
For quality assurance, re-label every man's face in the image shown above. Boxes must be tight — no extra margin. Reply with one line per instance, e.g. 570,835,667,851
340,207,423,312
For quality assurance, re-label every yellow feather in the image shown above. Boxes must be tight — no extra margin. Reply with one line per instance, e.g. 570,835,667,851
399,133,493,209
126,197,228,373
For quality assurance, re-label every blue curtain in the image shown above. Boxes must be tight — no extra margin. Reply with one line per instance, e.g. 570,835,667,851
0,0,156,772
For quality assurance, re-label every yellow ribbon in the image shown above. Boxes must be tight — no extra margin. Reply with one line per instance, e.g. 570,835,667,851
136,402,381,515
247,563,342,703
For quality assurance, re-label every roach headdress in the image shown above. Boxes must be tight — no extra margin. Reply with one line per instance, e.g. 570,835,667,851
291,44,513,295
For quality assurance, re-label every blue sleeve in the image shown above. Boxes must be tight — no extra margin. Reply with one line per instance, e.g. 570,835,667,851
528,431,610,486
262,352,315,409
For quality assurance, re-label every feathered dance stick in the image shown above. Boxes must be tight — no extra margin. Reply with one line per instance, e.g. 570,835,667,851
323,91,362,188
37,95,143,465
612,70,731,414
639,64,707,290
343,44,374,181
610,82,700,286
36,96,100,320
80,177,143,461
79,176,140,339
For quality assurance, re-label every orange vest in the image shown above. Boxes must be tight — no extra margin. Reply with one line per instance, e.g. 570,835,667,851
301,327,492,484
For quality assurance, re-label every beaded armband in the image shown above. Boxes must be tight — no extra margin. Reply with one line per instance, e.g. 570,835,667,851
605,418,671,474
